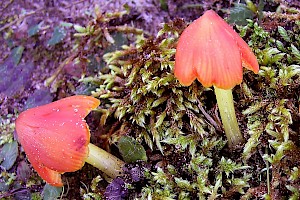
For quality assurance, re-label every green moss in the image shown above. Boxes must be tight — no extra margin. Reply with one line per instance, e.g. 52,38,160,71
31,192,42,200
75,10,300,199
0,114,15,146
88,19,214,155
80,175,104,200
240,20,300,199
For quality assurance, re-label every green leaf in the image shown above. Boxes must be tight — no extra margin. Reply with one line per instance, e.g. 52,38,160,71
118,136,147,163
60,21,73,27
286,185,300,200
0,141,18,170
261,47,283,65
152,96,168,108
11,46,24,65
163,134,199,157
74,24,86,33
289,167,300,181
174,177,192,190
291,44,300,62
42,184,62,200
47,26,66,46
243,121,263,160
28,21,44,37
242,101,265,115
218,157,250,178
276,40,285,51
257,0,265,22
228,3,254,26
155,111,166,128
278,26,290,42
245,0,257,13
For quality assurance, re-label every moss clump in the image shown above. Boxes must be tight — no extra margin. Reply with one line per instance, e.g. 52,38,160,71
0,114,15,146
75,10,300,199
239,19,300,199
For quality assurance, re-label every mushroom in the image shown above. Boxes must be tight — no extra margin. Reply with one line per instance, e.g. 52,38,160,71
174,10,259,148
15,95,124,187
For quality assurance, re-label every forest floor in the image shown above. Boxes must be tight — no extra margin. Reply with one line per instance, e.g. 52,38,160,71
0,0,300,199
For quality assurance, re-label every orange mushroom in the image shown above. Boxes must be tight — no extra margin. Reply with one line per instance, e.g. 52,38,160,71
15,95,124,187
174,10,259,148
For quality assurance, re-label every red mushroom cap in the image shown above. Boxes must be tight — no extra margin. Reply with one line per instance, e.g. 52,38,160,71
174,10,259,89
15,95,100,187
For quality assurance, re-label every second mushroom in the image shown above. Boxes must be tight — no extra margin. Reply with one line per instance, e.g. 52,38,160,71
174,10,259,148
15,95,124,187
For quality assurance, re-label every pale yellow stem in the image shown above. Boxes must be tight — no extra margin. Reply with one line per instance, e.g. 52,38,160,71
85,143,124,178
214,86,244,148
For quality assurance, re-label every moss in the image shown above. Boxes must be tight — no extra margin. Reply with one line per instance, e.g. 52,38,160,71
79,15,300,198
240,20,300,199
31,192,42,200
3,2,298,198
0,114,15,146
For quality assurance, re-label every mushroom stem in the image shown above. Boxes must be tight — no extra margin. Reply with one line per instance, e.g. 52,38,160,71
86,143,125,178
214,86,244,148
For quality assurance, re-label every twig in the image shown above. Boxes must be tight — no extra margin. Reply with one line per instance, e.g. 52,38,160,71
63,0,86,9
263,11,300,20
0,9,41,33
196,98,222,132
44,53,78,87
0,0,87,33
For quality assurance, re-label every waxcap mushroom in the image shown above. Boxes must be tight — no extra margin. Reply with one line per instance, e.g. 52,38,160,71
16,95,100,186
174,10,259,89
174,10,260,148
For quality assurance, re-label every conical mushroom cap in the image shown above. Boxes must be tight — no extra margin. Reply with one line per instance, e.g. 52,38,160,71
175,10,259,89
16,95,100,186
